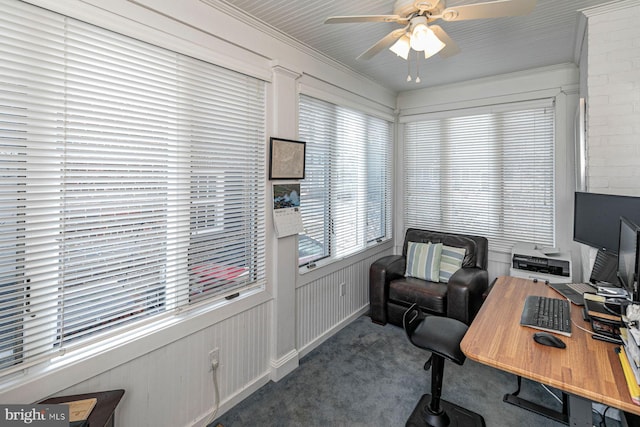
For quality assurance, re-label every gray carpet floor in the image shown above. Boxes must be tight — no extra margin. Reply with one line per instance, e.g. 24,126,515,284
212,315,622,427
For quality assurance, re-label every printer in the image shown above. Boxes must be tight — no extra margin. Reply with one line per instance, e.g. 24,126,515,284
510,242,572,284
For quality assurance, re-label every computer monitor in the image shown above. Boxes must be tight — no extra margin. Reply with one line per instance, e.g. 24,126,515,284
617,216,640,303
573,192,640,254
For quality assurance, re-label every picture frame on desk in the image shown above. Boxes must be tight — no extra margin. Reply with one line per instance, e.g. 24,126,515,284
583,293,623,322
581,295,622,339
589,316,621,339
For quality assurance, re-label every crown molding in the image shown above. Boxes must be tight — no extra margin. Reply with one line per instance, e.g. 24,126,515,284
579,0,639,17
574,0,638,64
198,0,386,90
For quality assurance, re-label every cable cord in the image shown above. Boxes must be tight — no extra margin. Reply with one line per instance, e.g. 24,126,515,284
599,405,612,427
204,364,220,426
572,317,596,335
567,298,607,336
572,317,621,343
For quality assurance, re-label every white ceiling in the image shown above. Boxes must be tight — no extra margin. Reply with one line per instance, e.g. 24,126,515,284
220,0,613,93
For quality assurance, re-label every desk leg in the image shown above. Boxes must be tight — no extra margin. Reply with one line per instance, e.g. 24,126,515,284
503,376,569,424
567,394,592,427
504,388,592,427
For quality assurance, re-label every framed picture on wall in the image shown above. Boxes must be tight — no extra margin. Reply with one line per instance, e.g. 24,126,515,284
269,137,306,180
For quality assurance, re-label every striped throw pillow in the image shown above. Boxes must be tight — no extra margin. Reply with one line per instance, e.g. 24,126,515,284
439,245,467,283
405,241,443,282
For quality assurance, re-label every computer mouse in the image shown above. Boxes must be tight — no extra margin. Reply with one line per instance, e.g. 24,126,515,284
533,332,566,349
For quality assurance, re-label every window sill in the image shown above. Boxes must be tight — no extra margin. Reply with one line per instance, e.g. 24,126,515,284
297,239,393,284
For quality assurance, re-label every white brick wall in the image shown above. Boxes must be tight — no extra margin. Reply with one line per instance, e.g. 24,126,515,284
586,3,640,196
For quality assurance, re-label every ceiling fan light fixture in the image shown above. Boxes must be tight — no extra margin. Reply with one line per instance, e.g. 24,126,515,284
424,42,442,59
389,34,411,59
410,23,445,55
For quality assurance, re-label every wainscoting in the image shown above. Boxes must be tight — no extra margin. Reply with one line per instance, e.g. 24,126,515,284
296,252,390,357
57,301,273,427
49,246,394,427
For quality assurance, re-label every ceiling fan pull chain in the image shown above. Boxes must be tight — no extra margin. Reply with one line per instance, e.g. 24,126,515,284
415,51,421,83
406,52,412,82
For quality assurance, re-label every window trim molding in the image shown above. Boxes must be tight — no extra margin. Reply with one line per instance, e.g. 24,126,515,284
297,93,394,269
401,101,557,253
298,236,393,277
399,97,555,123
0,3,268,382
397,63,579,118
397,79,579,283
299,76,395,122
22,0,273,83
297,240,393,285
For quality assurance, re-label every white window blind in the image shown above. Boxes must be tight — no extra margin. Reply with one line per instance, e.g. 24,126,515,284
298,95,392,266
403,101,555,253
0,0,266,377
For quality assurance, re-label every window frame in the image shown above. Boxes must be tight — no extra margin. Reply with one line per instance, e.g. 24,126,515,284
402,99,556,253
297,94,393,268
0,0,267,377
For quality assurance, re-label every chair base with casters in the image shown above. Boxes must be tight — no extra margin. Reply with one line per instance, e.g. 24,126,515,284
404,304,486,427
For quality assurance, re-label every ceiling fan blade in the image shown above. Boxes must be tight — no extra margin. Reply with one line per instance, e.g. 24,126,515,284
430,25,460,58
324,15,408,24
440,0,536,21
356,29,406,61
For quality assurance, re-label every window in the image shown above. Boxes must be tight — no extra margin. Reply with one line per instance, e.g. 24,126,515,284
403,101,555,252
298,95,392,266
0,0,266,376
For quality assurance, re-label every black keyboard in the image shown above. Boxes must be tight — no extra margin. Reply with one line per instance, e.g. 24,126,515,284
520,295,571,336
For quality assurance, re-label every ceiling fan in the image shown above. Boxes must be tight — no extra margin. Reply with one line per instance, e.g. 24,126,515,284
324,0,537,61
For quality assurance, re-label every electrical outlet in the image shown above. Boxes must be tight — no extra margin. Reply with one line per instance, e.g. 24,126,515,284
339,282,346,297
209,347,219,370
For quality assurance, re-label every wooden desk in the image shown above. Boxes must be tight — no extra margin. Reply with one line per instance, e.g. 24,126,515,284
460,276,640,426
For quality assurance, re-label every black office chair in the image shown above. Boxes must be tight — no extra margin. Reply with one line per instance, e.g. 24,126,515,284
403,304,485,427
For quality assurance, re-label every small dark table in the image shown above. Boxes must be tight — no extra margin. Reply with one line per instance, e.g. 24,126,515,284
40,389,125,427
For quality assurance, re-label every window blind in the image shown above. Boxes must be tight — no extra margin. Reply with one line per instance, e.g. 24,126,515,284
298,95,392,265
403,101,555,253
0,0,265,377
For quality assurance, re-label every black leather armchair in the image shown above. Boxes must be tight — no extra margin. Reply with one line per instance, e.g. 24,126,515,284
369,228,489,326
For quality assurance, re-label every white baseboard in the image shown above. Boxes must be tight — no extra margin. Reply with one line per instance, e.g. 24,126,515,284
269,349,299,382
